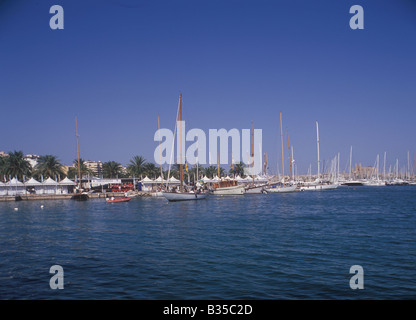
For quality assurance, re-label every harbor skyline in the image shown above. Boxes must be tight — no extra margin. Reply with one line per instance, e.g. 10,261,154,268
1,0,415,175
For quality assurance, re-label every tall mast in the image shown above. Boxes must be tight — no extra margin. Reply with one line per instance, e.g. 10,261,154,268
349,146,353,180
158,115,163,188
266,152,269,184
75,116,81,190
383,151,386,181
217,152,220,179
179,93,183,191
231,152,235,180
251,121,255,185
316,121,320,181
287,130,292,182
280,112,284,183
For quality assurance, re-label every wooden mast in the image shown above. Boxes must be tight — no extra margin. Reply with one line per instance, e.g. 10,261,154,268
75,116,82,191
217,152,220,179
231,152,235,180
287,130,292,182
316,121,320,181
179,93,183,191
251,121,255,185
280,112,284,183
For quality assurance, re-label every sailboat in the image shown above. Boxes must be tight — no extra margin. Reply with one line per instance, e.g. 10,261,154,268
340,146,363,186
265,112,296,193
300,121,338,191
211,151,245,195
71,117,89,201
245,121,266,194
162,93,207,202
362,154,385,186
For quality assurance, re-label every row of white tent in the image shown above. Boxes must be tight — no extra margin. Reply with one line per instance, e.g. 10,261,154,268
139,174,268,191
140,174,268,185
0,177,77,196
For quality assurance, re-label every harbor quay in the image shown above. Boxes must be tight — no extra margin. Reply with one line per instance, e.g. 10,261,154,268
0,191,153,202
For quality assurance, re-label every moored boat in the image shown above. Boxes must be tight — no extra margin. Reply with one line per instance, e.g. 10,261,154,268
245,185,266,194
106,197,131,203
265,184,296,193
211,180,245,195
162,191,207,201
161,93,208,202
299,182,338,191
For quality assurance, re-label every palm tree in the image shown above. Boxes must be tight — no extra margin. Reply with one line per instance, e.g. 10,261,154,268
143,162,159,178
67,158,94,179
203,165,218,178
127,155,147,177
102,161,122,178
34,155,64,180
229,161,246,178
2,151,32,181
0,156,6,180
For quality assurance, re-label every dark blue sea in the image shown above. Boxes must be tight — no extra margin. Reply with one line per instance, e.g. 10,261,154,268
1,186,415,300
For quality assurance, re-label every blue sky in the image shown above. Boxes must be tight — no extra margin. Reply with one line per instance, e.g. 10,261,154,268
1,0,415,174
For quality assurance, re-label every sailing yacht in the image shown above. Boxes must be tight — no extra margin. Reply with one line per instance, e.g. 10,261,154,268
265,112,296,193
300,121,338,191
362,154,385,186
244,121,266,194
340,146,363,186
71,117,89,201
161,94,207,202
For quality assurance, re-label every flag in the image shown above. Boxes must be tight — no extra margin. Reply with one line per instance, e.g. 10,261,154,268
185,163,188,172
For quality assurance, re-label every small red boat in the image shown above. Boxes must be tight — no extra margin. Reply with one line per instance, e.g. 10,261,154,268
106,197,132,203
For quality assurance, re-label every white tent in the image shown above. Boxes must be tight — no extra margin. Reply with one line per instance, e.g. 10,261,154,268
6,178,25,195
42,177,58,194
25,177,42,194
0,180,6,196
59,177,76,186
140,176,154,183
25,177,42,186
201,175,212,183
58,177,76,194
235,175,248,185
154,176,167,183
167,176,180,184
140,176,155,191
211,176,220,182
255,175,267,182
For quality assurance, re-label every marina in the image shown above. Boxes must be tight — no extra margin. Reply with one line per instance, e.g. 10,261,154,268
1,185,415,299
1,0,415,303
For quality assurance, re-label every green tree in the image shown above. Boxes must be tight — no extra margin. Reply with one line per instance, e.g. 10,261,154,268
127,155,147,177
67,158,94,179
2,151,32,181
229,161,246,178
203,165,218,178
143,162,159,178
102,161,122,178
34,155,64,180
0,156,6,179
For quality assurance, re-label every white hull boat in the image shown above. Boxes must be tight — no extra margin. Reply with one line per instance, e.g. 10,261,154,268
162,191,207,201
300,183,338,191
245,185,266,194
265,185,296,193
362,180,385,186
211,185,245,195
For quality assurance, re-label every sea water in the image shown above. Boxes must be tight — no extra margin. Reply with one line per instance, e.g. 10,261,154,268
0,186,415,299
